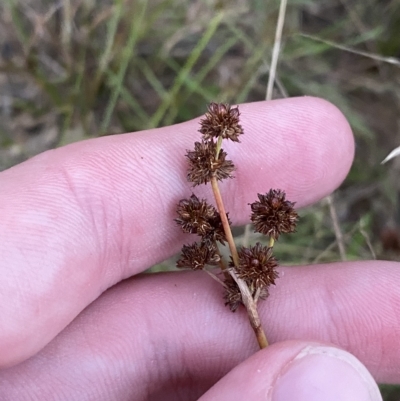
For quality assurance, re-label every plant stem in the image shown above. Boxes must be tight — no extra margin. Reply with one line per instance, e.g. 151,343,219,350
215,136,223,159
210,176,239,265
214,242,231,280
269,236,275,248
204,269,227,287
210,175,268,349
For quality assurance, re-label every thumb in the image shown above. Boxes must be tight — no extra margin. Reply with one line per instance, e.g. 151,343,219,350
199,341,382,401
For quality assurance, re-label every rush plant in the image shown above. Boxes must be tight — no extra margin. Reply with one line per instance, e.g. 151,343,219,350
175,103,298,349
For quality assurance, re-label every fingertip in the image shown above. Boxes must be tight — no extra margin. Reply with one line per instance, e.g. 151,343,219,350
231,97,354,209
291,96,355,201
272,344,381,401
199,342,381,401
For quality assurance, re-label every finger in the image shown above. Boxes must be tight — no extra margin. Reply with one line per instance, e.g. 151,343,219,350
199,342,381,401
0,261,398,400
0,97,354,367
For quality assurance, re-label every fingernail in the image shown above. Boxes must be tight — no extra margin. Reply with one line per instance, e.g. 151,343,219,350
272,346,382,401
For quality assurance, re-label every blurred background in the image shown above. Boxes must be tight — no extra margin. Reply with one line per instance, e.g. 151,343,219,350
0,0,399,397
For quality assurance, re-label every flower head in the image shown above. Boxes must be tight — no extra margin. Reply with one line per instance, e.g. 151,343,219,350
232,243,279,289
202,212,231,245
223,276,242,312
199,103,243,142
175,194,215,236
177,242,220,270
250,189,298,240
186,140,234,186
175,194,230,244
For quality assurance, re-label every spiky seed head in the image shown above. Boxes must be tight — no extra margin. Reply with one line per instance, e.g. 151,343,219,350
223,276,242,312
202,212,231,245
232,243,279,290
176,242,220,270
199,103,244,142
186,140,234,186
175,194,216,236
175,194,230,244
250,189,298,240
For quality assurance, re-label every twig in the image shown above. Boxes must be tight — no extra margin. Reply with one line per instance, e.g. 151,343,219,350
299,33,400,66
210,176,268,349
204,269,227,287
359,225,376,259
312,224,358,264
266,0,288,100
326,195,347,261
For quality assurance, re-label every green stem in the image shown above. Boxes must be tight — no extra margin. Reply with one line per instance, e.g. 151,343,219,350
269,236,275,248
215,136,223,159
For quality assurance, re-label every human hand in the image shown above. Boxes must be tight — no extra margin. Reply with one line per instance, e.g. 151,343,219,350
0,97,398,400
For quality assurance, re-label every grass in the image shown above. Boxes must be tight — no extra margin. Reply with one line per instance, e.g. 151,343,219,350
0,0,400,397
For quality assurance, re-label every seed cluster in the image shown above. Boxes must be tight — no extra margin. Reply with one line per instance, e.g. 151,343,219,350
175,102,298,313
185,102,242,186
235,243,279,290
176,242,220,270
199,103,243,142
250,190,298,240
175,194,228,242
186,140,234,186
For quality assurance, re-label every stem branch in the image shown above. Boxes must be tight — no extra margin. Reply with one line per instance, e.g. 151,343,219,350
204,269,226,287
214,242,231,280
269,236,275,248
210,175,268,349
215,136,223,159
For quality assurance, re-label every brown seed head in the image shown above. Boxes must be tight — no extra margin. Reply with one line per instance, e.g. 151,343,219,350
175,194,230,244
177,242,220,270
175,194,215,236
232,243,279,289
199,103,244,142
223,276,242,312
250,189,298,240
186,140,234,186
203,212,231,245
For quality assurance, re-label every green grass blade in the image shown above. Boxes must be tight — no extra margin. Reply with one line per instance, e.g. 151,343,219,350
100,0,148,134
147,11,224,128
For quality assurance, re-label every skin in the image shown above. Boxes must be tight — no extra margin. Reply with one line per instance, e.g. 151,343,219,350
0,97,398,400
